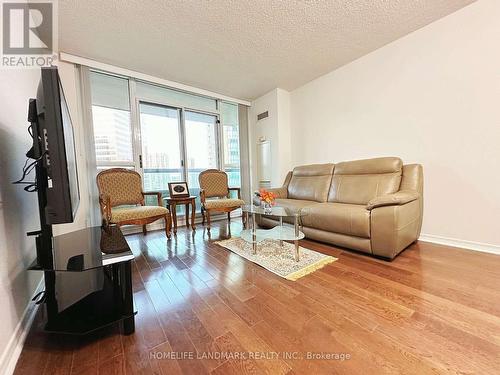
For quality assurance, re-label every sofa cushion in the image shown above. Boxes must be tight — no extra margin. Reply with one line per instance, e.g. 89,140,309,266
328,157,402,205
288,163,334,202
301,202,371,238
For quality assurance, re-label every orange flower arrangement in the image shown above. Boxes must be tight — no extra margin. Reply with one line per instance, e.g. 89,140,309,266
259,188,277,206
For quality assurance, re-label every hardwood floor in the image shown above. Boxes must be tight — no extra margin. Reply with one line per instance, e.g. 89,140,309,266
14,220,500,374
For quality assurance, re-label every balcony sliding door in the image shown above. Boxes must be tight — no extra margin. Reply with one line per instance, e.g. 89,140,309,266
139,103,183,207
184,111,219,211
138,103,220,213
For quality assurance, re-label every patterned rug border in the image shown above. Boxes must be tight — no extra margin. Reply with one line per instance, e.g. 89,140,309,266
215,237,337,281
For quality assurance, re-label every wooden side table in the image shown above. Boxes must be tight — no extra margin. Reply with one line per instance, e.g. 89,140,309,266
163,195,197,235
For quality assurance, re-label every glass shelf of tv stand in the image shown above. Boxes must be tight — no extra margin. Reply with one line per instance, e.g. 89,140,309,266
27,225,134,272
26,225,137,335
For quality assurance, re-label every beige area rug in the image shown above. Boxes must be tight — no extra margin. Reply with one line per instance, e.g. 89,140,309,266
216,237,337,281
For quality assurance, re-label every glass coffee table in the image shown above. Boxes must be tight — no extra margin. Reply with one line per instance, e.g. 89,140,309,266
240,205,307,262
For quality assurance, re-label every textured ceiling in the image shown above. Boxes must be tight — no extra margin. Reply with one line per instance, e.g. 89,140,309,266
59,0,475,100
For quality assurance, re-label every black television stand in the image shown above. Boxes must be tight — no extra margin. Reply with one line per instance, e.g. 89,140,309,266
26,99,135,336
28,225,136,335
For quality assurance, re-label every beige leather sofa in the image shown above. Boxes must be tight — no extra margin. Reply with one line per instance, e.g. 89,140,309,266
259,157,423,260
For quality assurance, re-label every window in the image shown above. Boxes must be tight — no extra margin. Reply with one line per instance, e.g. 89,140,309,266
89,72,133,167
88,71,244,213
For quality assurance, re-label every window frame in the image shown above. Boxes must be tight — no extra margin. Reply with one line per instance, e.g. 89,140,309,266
87,69,241,187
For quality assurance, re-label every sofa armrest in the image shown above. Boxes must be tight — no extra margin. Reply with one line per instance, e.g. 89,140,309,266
370,197,422,259
366,190,419,210
255,171,291,200
266,187,288,199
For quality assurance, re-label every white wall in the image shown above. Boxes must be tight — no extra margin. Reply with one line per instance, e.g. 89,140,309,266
0,62,87,371
288,0,500,248
249,88,291,190
0,69,45,371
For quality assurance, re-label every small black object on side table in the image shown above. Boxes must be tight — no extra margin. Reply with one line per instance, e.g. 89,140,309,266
28,225,136,335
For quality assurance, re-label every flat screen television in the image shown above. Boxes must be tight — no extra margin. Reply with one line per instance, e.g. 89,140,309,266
35,66,80,224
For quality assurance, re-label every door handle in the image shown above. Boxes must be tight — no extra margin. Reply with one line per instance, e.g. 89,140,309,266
139,154,143,168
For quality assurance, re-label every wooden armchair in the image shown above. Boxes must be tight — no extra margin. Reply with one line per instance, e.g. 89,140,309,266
198,169,245,231
96,168,171,238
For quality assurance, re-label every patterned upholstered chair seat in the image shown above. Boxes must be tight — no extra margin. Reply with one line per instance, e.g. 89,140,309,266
111,205,170,222
203,198,245,209
96,168,171,237
198,169,244,231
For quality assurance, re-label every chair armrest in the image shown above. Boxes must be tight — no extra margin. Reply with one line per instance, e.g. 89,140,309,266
98,194,112,224
200,189,206,204
228,187,241,199
367,190,419,210
266,187,288,199
142,191,163,206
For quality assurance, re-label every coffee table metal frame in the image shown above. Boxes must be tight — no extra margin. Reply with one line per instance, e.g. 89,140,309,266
240,205,306,262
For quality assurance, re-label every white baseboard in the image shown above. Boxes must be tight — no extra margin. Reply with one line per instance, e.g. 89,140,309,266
0,277,44,375
419,234,500,255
